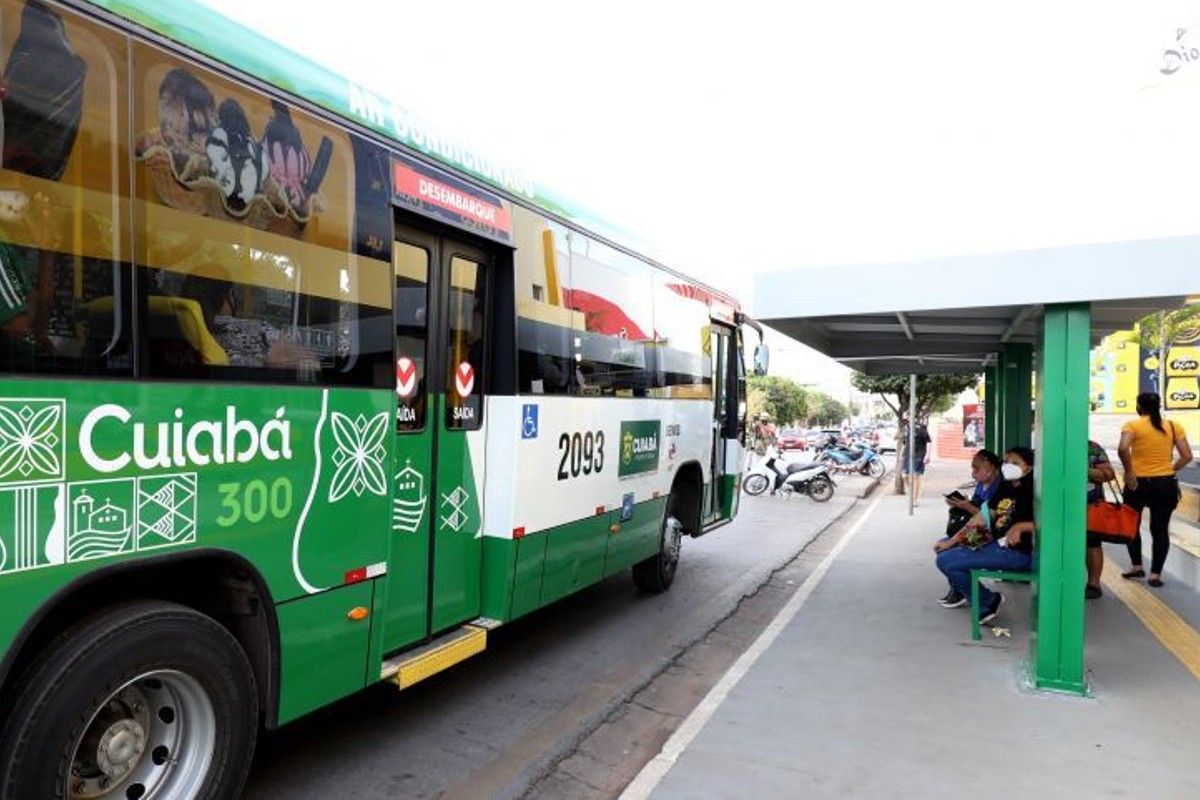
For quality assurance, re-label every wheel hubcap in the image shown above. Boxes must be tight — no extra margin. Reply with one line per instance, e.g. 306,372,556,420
97,718,147,780
70,670,215,799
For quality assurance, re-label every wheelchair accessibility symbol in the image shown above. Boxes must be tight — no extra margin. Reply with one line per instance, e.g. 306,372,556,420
522,404,538,439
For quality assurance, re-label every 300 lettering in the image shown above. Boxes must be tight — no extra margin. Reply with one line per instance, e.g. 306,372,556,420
557,430,604,480
216,478,294,526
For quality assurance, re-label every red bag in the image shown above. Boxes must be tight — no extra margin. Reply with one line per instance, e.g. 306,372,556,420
1086,482,1140,544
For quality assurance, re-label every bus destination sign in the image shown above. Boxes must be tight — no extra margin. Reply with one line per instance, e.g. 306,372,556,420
392,153,513,244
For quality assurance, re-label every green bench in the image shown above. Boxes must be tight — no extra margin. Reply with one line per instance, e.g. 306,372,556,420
970,568,1035,640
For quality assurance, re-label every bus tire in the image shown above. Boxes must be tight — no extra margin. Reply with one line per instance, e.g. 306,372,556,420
632,510,684,593
0,599,257,800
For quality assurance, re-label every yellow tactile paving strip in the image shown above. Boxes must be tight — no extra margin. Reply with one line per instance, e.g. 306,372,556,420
1101,556,1200,684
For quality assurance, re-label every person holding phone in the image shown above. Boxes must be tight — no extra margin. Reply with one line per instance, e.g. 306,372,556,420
935,449,1002,608
946,449,1003,518
934,447,1035,625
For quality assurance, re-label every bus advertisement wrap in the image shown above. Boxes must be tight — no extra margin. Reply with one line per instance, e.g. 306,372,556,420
0,2,752,795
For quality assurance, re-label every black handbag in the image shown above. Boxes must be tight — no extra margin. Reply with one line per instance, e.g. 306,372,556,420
946,506,973,537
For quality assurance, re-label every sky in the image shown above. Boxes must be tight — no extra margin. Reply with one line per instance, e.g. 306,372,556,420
195,0,1200,397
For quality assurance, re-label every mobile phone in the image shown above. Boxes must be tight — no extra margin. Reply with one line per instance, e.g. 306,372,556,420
944,491,966,501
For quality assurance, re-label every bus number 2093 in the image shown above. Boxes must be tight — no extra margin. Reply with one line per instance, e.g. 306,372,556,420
557,430,605,480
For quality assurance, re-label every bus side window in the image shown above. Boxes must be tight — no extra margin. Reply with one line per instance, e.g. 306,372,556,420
565,233,654,398
0,2,131,377
515,217,573,396
651,274,713,400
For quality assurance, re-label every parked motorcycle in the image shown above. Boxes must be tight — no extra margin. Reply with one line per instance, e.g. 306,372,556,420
742,446,836,501
815,442,887,478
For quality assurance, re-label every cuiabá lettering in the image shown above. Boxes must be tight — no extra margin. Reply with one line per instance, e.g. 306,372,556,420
631,436,658,454
80,404,293,473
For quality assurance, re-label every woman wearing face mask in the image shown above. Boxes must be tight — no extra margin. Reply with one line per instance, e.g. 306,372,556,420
934,447,1036,625
1118,392,1193,588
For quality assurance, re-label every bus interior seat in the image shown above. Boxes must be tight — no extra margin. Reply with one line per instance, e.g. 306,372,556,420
149,296,229,366
83,295,230,367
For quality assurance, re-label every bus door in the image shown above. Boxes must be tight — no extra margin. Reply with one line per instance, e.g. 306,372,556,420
704,323,739,526
384,223,491,653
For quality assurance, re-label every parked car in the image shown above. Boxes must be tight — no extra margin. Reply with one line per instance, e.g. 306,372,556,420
778,428,806,450
806,429,843,450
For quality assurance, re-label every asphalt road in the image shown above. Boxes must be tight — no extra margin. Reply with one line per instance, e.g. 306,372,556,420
242,476,871,799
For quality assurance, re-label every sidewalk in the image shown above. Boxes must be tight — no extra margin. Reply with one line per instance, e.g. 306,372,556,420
624,461,1200,799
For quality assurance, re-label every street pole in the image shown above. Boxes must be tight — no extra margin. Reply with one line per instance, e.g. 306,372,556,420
908,373,917,517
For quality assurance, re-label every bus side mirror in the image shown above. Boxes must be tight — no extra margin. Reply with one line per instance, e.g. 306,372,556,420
753,343,769,376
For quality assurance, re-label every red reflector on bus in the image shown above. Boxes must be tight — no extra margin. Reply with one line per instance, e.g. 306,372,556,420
595,505,605,515
513,527,526,539
344,567,367,584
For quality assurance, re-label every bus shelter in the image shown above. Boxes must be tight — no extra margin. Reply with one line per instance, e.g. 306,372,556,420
754,235,1197,694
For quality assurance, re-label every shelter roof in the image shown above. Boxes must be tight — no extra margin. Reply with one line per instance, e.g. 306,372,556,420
754,235,1194,375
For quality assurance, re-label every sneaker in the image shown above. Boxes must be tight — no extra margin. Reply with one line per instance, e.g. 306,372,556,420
939,590,967,608
978,593,1003,624
1084,585,1102,600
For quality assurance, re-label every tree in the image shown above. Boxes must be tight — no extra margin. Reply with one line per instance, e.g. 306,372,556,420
851,371,978,493
807,392,847,426
851,372,977,423
1135,305,1200,395
747,386,770,422
747,375,809,425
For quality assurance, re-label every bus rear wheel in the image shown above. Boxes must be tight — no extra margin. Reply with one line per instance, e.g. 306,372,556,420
633,511,684,593
0,600,257,800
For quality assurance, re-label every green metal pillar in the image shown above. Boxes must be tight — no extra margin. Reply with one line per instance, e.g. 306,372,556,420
1031,303,1090,695
1001,343,1033,448
983,366,999,454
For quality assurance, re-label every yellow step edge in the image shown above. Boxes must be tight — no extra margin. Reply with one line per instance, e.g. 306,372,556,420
381,625,488,689
1101,557,1200,684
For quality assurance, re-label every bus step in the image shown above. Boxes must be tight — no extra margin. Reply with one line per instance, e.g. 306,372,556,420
381,624,488,689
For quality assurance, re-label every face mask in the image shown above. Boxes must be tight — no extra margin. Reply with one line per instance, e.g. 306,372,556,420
1001,463,1024,481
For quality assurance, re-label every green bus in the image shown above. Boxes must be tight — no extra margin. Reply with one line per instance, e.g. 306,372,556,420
0,1,763,796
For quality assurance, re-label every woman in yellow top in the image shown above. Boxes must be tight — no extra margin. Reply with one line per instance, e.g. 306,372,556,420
1118,392,1194,587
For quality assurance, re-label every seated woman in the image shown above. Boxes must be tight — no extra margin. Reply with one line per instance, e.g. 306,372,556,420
936,448,1003,608
178,265,310,369
933,446,1036,626
946,449,1003,519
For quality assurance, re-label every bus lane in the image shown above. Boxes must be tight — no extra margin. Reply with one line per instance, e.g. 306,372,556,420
244,476,874,799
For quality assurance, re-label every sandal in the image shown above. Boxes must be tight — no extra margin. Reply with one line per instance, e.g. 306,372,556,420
1121,569,1146,579
1148,577,1164,588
